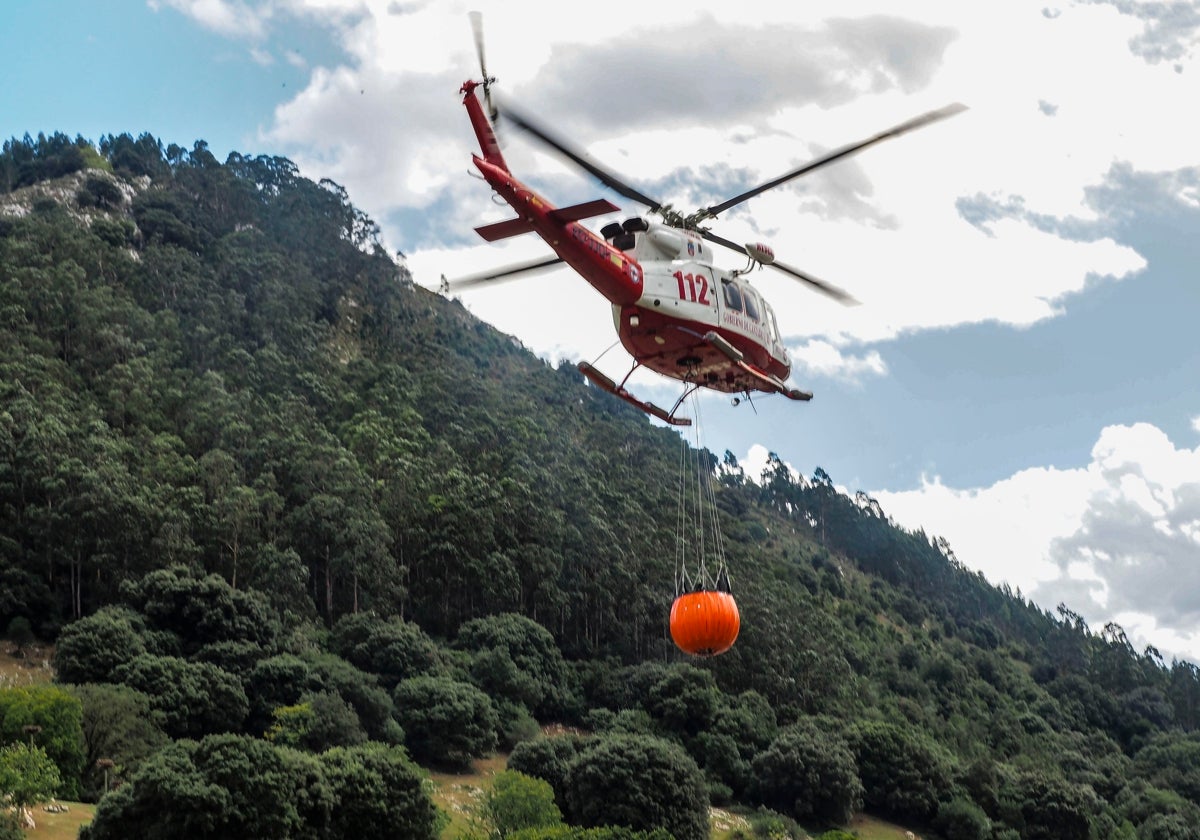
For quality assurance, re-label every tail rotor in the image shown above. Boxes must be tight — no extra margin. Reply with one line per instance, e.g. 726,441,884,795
469,11,498,123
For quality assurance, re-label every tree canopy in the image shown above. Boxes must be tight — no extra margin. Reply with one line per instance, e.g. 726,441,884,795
4,130,1200,838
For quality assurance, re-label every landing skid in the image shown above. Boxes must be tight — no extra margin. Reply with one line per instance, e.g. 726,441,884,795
702,332,812,401
578,362,695,426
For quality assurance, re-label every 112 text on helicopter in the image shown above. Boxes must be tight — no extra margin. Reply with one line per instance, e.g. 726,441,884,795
445,13,965,426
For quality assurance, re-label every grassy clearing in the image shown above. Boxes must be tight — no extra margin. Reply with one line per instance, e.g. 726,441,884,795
710,806,753,838
426,753,508,839
23,802,95,839
0,646,54,689
423,750,919,840
848,814,925,839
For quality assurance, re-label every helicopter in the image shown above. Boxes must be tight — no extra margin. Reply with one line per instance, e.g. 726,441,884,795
446,13,965,426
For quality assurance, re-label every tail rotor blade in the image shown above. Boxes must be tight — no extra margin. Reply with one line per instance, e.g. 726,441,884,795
468,11,497,120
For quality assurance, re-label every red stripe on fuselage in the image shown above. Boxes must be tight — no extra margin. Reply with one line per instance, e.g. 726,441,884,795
616,305,791,393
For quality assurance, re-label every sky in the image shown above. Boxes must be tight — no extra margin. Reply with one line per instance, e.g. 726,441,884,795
5,0,1200,663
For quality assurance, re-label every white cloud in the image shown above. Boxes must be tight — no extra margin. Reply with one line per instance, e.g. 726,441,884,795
789,340,888,380
873,466,1093,592
1192,415,1200,435
740,443,801,486
872,422,1200,663
232,0,1177,368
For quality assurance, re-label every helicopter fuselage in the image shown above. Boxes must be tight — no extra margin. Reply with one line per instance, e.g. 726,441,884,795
462,82,800,408
607,222,792,393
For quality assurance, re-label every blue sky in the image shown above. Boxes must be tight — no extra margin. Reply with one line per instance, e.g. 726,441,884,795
5,0,1200,662
1,2,341,159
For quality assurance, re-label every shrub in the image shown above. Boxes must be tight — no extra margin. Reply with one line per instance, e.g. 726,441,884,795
934,797,992,840
750,723,863,827
562,734,709,840
486,770,563,837
508,734,588,801
844,720,955,823
393,675,497,768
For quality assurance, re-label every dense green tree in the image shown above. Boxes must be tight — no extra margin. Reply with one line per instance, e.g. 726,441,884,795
693,689,778,797
5,616,34,655
52,606,148,684
844,719,956,823
562,734,709,840
246,653,315,733
1139,813,1200,840
393,675,498,768
305,652,404,745
457,612,576,718
507,735,589,804
0,685,85,796
72,683,167,795
485,770,564,837
81,734,331,840
1134,733,1200,805
642,663,723,741
332,611,440,688
115,654,249,738
0,742,60,812
1000,770,1092,840
934,797,992,840
266,691,367,753
119,565,279,655
320,743,441,840
749,723,863,828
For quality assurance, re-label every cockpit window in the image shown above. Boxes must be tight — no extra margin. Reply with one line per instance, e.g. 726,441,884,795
723,282,743,312
742,287,760,321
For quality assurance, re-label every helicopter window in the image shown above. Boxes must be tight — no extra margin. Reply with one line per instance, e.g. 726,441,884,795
768,308,782,343
742,288,761,321
723,282,743,313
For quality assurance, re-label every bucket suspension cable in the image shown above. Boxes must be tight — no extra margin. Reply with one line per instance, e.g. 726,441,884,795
674,390,731,596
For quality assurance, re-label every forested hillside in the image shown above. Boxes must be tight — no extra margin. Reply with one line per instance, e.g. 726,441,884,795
3,131,1200,840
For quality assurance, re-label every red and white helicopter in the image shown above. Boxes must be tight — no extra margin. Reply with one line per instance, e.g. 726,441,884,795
447,14,964,426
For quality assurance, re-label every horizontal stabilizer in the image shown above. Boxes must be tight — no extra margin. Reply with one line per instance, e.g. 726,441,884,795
548,198,620,224
475,217,535,242
474,198,619,242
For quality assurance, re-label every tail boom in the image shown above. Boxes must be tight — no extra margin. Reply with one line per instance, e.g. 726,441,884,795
471,156,642,307
461,80,508,171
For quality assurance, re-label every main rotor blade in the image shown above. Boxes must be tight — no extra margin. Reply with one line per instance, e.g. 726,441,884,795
701,102,968,219
496,99,666,212
700,230,859,305
441,255,564,292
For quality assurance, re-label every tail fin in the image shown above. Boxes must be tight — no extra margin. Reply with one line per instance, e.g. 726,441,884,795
461,80,508,172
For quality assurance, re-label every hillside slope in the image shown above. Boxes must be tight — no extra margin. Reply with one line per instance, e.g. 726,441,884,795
3,132,1200,838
